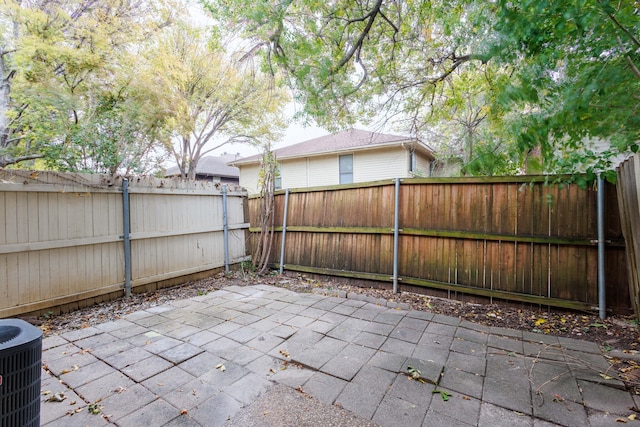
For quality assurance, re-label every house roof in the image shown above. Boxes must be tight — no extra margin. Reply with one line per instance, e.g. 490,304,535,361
165,155,240,178
230,128,435,165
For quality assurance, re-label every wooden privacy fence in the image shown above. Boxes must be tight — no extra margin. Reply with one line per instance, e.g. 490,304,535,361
617,154,640,318
0,170,249,318
250,176,630,313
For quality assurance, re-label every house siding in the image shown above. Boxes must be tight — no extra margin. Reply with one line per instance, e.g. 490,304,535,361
354,147,408,182
414,152,432,177
308,155,339,187
282,158,308,188
238,143,433,194
239,164,261,194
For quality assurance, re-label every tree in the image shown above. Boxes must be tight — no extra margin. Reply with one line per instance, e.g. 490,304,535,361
202,0,639,178
490,0,640,180
0,0,175,169
143,25,289,179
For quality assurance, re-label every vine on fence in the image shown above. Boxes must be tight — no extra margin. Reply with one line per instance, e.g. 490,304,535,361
252,148,278,274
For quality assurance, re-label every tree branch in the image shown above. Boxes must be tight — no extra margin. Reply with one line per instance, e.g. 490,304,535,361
0,154,43,168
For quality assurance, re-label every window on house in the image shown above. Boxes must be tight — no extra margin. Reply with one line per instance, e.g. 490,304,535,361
274,162,282,190
409,151,416,173
339,154,353,184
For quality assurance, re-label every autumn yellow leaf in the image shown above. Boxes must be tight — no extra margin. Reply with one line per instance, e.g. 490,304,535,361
535,318,546,326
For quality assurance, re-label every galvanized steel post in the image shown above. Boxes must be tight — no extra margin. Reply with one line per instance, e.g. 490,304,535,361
122,178,131,298
393,178,400,294
222,184,230,273
597,174,606,320
279,188,290,274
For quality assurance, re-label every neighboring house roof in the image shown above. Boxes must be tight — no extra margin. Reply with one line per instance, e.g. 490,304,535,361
230,128,435,165
165,155,240,178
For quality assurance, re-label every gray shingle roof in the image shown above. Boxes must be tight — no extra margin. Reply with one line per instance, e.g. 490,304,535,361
231,128,433,165
165,155,240,178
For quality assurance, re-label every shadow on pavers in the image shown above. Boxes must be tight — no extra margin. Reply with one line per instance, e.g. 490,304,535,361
221,384,381,427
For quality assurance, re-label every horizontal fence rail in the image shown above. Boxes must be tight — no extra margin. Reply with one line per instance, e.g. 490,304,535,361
249,176,630,313
0,170,250,317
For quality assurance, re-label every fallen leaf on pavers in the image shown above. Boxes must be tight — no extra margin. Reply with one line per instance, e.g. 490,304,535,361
72,365,79,371
157,383,164,387
629,414,637,421
78,349,92,355
432,390,452,401
295,386,304,394
407,366,425,383
180,409,188,415
600,373,614,380
279,349,290,358
43,390,51,395
60,369,72,375
191,389,197,396
215,364,226,372
553,394,565,402
111,386,127,394
70,400,76,405
88,402,103,415
269,368,276,374
616,417,628,423
46,392,66,402
462,396,471,401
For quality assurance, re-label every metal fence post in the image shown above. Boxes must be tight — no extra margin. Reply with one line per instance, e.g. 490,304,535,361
122,178,131,298
222,184,230,273
597,174,606,320
393,178,400,294
279,188,290,274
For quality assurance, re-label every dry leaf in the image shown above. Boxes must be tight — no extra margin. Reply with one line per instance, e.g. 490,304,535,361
60,369,71,375
215,364,226,372
279,349,290,358
629,414,637,420
616,417,628,423
46,392,66,402
180,409,188,415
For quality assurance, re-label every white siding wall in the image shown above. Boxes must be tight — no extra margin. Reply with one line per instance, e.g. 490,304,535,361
308,155,340,187
239,146,431,192
415,152,432,177
282,158,308,189
354,147,408,182
239,164,261,194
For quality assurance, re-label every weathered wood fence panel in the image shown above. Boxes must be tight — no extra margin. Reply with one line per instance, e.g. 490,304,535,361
0,171,249,318
617,154,640,318
251,177,629,313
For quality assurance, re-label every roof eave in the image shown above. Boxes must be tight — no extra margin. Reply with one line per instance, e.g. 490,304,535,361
231,138,432,166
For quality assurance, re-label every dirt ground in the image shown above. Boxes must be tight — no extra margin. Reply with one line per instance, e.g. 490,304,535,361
35,270,640,392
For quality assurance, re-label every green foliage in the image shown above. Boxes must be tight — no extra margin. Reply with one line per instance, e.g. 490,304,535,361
141,24,289,179
0,0,178,170
202,0,639,176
